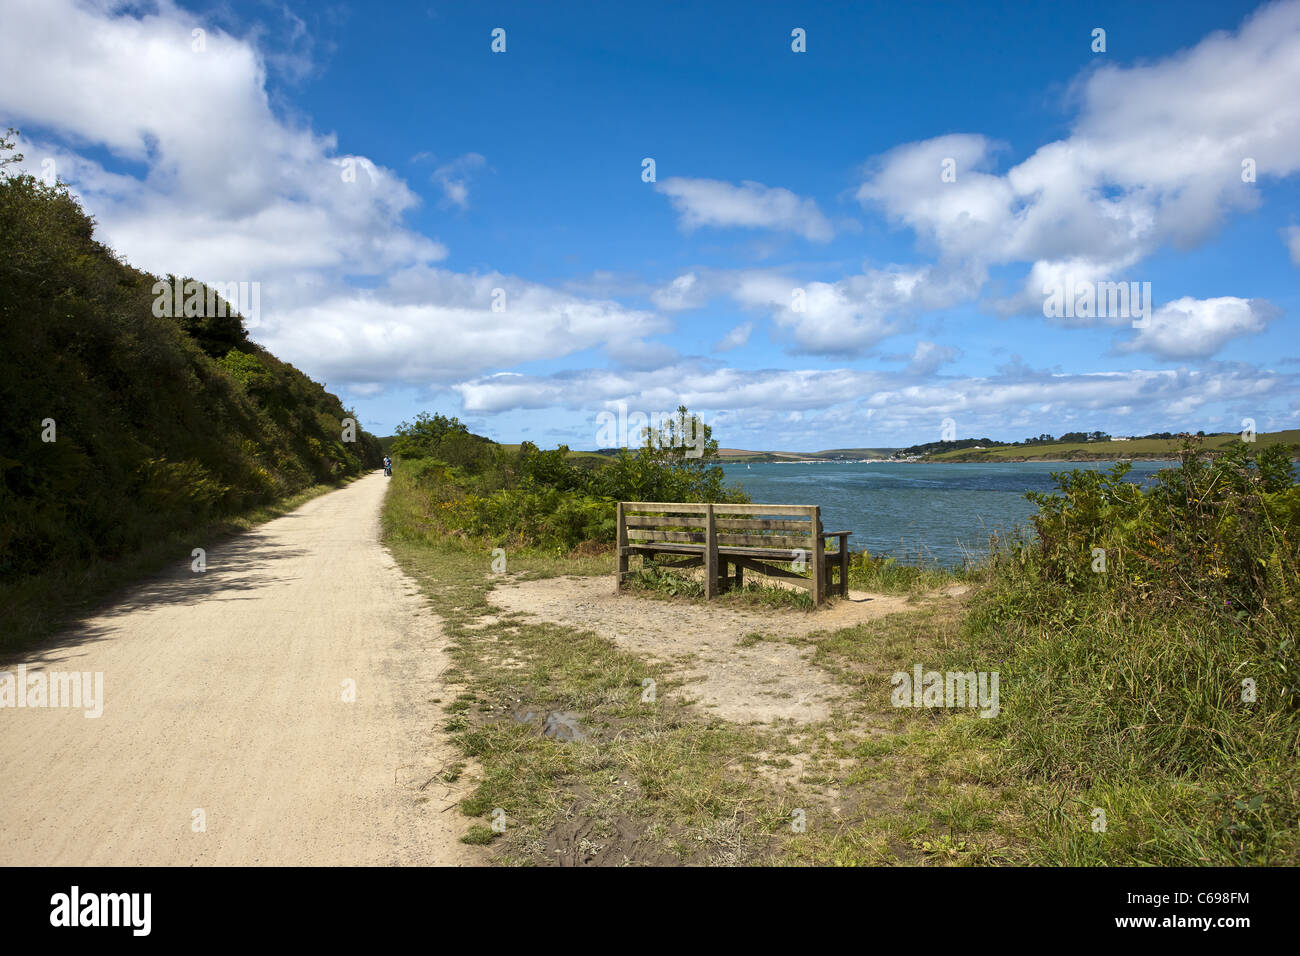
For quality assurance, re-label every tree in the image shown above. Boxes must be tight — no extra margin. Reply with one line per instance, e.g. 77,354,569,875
0,127,23,169
592,405,738,502
519,443,584,492
390,412,473,459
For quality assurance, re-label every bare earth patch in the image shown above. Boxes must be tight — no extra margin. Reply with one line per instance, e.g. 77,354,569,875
488,576,914,726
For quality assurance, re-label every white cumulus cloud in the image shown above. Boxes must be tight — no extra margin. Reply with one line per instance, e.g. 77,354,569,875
1115,297,1277,359
856,1,1300,319
0,0,666,389
655,177,834,241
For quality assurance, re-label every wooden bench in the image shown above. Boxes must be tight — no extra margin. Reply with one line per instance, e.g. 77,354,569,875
615,501,851,605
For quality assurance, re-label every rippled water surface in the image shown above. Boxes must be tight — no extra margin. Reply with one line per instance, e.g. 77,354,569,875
721,460,1172,566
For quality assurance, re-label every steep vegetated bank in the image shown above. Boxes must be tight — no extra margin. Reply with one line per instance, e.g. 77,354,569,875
0,134,382,642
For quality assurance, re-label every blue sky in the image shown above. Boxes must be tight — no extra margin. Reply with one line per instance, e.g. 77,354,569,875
2,0,1298,450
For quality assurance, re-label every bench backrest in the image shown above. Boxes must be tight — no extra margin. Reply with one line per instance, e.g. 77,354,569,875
618,501,821,550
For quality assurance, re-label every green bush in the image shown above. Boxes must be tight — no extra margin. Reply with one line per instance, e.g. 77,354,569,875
390,404,748,552
1023,441,1299,625
461,488,615,550
957,443,1300,863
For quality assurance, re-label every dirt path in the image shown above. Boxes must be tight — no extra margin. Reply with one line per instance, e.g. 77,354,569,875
488,576,918,724
0,473,478,866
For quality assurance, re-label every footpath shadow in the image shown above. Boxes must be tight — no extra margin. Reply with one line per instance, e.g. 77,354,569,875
112,539,308,612
3,534,309,670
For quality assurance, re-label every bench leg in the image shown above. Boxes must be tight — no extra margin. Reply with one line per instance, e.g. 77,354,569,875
839,547,849,597
615,502,628,591
704,505,718,600
735,562,743,590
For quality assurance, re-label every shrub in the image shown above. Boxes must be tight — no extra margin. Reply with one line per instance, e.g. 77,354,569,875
393,404,748,552
1024,440,1299,624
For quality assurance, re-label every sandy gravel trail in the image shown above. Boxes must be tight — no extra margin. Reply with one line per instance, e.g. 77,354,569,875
0,472,477,866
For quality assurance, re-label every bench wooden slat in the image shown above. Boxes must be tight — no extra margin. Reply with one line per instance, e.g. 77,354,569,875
624,502,708,514
626,529,704,543
717,518,811,531
622,543,809,559
625,502,816,516
624,515,703,529
626,516,811,532
717,533,813,548
627,530,814,548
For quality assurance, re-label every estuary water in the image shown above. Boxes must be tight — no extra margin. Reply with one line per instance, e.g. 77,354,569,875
720,459,1173,566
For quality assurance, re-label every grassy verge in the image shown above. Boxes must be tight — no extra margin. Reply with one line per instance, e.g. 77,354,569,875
381,453,1299,865
0,474,368,656
383,462,1040,866
722,582,1298,865
384,549,798,865
952,589,1298,864
383,464,816,864
728,596,1021,865
776,576,1298,864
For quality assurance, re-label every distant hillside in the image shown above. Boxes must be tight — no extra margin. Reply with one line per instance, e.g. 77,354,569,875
715,447,901,462
0,166,383,583
811,447,901,460
925,431,1300,462
714,447,804,462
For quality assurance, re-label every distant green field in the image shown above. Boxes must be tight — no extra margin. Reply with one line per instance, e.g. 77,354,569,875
716,446,901,462
928,429,1300,462
714,452,804,463
495,443,610,462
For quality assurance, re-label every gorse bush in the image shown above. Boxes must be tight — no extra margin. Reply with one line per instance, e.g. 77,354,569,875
390,412,496,472
0,134,383,581
1020,440,1299,626
390,404,748,551
454,488,616,549
961,443,1300,864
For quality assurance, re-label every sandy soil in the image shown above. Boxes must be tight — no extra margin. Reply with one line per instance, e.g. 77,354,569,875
0,472,478,866
488,576,916,725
